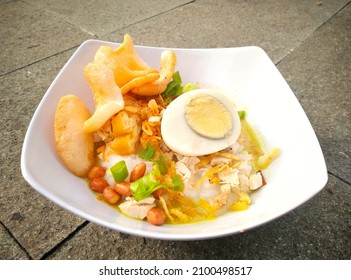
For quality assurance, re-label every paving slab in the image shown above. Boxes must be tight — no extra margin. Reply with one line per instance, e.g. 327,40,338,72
0,1,92,75
46,223,145,260
0,223,29,259
23,0,194,37
104,0,350,63
47,174,350,260
0,0,350,260
277,4,351,182
0,49,85,260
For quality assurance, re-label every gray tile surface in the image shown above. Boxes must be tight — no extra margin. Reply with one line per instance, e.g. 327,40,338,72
0,1,93,75
0,0,350,260
0,223,29,259
277,4,351,182
24,0,193,36
0,49,85,259
104,0,350,63
47,223,145,260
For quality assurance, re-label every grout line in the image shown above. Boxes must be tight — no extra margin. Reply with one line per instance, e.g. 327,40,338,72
21,0,196,39
0,45,81,78
328,171,351,186
22,0,99,37
0,1,196,76
40,221,90,260
275,0,351,66
1,1,99,77
0,221,32,259
100,0,197,37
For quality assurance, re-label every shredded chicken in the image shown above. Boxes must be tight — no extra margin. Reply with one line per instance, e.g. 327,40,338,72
214,184,231,207
118,197,155,219
249,172,264,191
179,156,200,173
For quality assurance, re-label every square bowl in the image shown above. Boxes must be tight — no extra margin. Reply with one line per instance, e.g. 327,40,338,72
21,39,328,240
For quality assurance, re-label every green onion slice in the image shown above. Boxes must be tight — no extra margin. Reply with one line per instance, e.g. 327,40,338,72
139,144,156,160
110,160,129,182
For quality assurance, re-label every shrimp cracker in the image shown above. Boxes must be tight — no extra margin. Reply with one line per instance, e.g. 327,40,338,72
54,95,95,177
84,62,125,133
93,34,159,90
132,50,177,96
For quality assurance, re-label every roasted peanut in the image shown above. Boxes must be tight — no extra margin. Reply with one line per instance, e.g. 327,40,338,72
103,187,120,205
89,177,108,193
152,188,165,199
87,166,106,180
114,181,132,197
130,162,146,182
147,207,166,226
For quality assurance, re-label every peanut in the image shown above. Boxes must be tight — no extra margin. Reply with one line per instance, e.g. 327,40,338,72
130,162,146,182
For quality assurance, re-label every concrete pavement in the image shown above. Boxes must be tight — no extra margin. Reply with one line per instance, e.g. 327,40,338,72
1,0,350,259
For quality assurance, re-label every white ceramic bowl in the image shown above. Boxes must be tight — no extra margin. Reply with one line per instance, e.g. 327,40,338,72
21,39,328,240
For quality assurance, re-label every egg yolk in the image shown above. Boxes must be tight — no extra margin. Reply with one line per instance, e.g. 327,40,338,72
184,94,233,139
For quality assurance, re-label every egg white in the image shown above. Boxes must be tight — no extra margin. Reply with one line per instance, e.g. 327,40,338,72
161,89,241,156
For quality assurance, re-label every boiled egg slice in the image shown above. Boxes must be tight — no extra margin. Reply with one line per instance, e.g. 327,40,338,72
161,88,241,156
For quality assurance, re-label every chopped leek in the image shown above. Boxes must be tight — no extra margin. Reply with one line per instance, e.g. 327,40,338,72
258,147,281,170
171,175,184,191
172,71,182,83
139,144,156,160
154,156,167,175
163,81,182,97
110,160,128,182
238,110,246,120
162,71,183,101
183,82,199,93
